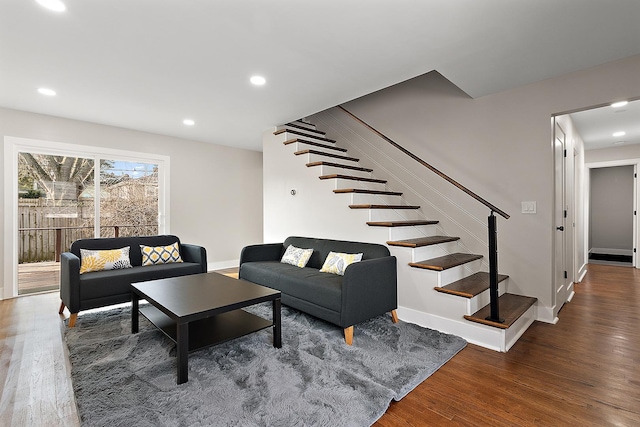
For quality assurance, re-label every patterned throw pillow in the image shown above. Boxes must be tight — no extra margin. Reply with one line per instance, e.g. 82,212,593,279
140,242,183,266
79,247,132,274
319,251,363,275
280,245,314,268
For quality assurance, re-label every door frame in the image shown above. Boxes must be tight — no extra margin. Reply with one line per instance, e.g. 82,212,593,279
553,122,569,318
584,159,639,269
3,136,171,300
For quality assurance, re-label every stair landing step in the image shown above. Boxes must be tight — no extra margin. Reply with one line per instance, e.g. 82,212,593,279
275,128,336,143
334,189,402,196
435,272,509,298
464,293,537,329
307,161,373,173
350,204,420,210
319,174,387,184
367,220,439,227
284,138,347,153
409,253,483,271
295,149,359,162
388,236,459,248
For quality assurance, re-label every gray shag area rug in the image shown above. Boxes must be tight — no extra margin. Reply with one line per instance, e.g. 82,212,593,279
65,303,466,427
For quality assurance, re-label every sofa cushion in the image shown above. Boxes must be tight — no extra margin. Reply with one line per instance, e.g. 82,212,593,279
240,261,343,312
140,242,183,266
280,244,314,268
79,262,203,300
70,235,182,267
319,251,363,275
283,236,390,269
79,247,132,274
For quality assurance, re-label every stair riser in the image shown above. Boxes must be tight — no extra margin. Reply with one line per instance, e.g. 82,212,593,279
316,165,371,178
277,124,320,133
387,225,438,241
438,259,484,286
306,153,359,166
468,282,507,315
411,241,460,262
288,141,344,153
348,193,404,205
368,209,424,222
334,179,387,191
281,131,334,145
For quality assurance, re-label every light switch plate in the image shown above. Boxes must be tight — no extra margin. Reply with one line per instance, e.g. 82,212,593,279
521,201,536,214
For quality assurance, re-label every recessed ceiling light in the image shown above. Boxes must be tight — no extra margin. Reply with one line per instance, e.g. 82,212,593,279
613,131,626,137
613,141,626,145
250,75,266,86
36,0,66,12
183,119,195,126
38,87,56,96
611,101,629,108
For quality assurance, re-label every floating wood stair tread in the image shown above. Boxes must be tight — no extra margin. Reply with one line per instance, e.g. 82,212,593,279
274,128,336,143
409,253,483,271
306,161,373,173
319,174,387,184
464,293,537,329
295,150,359,162
388,236,459,248
333,189,402,196
367,220,439,227
283,138,347,153
350,204,421,210
435,272,509,298
285,122,326,135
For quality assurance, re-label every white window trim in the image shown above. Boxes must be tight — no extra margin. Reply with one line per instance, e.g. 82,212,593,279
3,136,170,300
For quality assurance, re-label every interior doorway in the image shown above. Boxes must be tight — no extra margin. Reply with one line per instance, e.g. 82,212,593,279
588,165,635,267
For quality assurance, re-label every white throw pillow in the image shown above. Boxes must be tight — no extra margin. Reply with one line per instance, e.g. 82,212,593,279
280,245,314,268
319,251,363,275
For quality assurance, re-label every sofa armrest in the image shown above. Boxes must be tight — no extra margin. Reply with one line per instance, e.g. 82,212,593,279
340,256,398,327
239,243,284,265
60,252,81,313
181,244,208,273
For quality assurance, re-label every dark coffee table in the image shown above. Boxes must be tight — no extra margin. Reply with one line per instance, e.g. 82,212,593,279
131,272,281,384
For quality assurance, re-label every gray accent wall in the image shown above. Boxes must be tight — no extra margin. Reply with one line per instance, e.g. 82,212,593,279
589,166,634,254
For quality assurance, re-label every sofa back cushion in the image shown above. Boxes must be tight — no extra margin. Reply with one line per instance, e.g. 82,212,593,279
283,236,390,270
70,235,181,267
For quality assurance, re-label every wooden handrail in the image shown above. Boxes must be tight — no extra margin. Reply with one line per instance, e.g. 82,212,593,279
338,106,510,219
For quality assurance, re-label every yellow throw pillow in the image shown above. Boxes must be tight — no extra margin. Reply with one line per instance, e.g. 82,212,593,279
280,245,314,268
140,242,183,266
319,251,363,275
79,247,132,274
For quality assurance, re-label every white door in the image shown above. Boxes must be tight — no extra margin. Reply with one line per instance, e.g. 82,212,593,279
554,123,568,314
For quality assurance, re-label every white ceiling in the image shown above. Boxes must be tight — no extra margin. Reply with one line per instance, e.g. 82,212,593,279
570,99,640,151
1,1,640,151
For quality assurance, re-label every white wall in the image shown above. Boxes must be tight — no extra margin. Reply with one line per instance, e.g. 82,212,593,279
264,54,640,321
1,107,263,299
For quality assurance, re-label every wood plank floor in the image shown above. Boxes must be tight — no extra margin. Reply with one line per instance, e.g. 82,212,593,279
1,264,638,426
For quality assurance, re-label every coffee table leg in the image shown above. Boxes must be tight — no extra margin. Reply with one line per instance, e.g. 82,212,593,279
131,293,139,334
177,321,189,384
273,298,282,348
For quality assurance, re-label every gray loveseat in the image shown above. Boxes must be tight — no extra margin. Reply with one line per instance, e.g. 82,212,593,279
239,236,398,345
59,235,207,327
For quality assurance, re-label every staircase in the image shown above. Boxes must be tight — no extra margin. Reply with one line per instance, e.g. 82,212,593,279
268,118,537,352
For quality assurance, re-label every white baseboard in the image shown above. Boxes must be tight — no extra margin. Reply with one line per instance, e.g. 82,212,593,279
578,264,588,282
207,259,239,271
590,247,633,256
536,304,557,324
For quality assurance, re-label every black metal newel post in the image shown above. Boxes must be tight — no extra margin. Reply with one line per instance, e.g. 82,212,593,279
486,211,504,323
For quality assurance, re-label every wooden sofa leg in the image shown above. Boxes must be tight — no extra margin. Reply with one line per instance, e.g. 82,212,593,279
59,301,66,315
391,309,399,323
344,326,354,345
68,313,78,328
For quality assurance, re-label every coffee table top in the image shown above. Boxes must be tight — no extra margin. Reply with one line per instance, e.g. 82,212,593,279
131,272,280,322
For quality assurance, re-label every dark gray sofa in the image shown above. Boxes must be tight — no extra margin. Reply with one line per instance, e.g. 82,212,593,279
59,235,207,326
239,236,398,345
